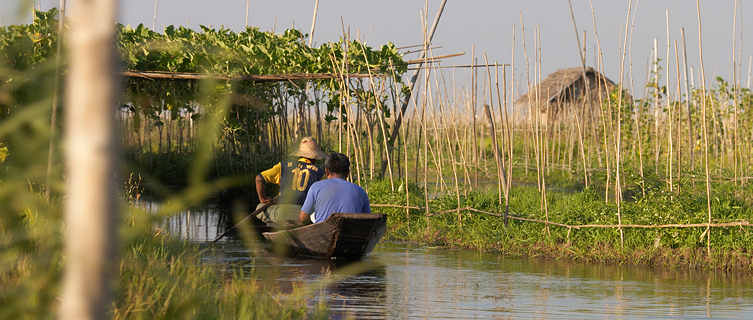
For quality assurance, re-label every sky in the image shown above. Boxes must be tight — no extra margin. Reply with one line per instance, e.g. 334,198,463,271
2,0,752,98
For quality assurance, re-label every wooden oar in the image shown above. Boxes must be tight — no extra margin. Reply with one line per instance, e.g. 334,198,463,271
212,200,275,243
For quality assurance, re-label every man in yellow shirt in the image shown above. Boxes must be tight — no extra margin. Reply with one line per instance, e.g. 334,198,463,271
255,137,325,227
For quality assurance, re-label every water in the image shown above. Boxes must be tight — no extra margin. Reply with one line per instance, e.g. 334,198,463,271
160,205,753,319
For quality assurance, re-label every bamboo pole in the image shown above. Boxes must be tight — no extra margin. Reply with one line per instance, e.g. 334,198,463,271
413,108,421,185
426,64,447,193
407,63,509,71
589,0,615,202
471,46,479,187
696,0,712,257
519,18,530,177
731,0,739,186
152,0,159,31
506,25,515,224
567,0,593,189
403,116,410,221
484,102,504,206
425,120,445,191
360,45,394,190
60,0,118,317
681,28,694,172
122,71,381,82
379,0,447,177
308,0,319,45
245,0,250,28
673,40,683,188
747,54,752,176
365,110,375,180
520,17,533,182
452,106,472,190
436,73,462,218
614,0,634,249
538,28,551,237
665,9,673,193
421,4,430,219
745,56,753,89
484,53,507,206
653,38,661,174
403,52,465,65
494,63,511,220
593,10,609,165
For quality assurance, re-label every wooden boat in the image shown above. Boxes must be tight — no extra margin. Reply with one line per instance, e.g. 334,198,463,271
261,213,386,260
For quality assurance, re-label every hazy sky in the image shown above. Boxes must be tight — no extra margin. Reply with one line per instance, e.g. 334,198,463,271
2,1,752,98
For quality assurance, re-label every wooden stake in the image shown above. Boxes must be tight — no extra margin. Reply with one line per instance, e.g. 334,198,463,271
681,28,694,172
673,40,683,188
61,0,118,317
245,0,250,28
653,38,661,174
666,9,673,193
484,102,504,206
308,0,320,46
403,116,410,222
360,45,394,190
420,4,430,219
615,0,634,249
731,0,739,186
696,0,712,257
152,0,159,31
567,0,592,188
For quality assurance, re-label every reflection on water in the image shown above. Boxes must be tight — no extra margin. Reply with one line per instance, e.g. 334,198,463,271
373,245,753,319
157,205,753,319
138,201,227,242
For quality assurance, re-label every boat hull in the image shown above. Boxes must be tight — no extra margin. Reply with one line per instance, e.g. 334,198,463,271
262,213,386,260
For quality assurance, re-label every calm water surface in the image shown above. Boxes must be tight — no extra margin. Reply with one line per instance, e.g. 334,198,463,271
154,204,753,319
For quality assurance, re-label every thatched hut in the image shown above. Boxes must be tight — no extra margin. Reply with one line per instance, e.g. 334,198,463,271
515,67,626,121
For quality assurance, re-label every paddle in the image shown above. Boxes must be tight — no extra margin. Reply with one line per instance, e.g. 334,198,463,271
212,199,276,243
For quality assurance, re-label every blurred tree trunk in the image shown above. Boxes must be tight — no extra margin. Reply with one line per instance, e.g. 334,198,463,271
60,0,119,319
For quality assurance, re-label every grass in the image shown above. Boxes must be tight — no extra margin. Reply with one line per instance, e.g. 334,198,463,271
113,235,328,319
366,174,753,272
1,201,330,319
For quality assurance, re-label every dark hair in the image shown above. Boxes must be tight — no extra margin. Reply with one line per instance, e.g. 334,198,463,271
325,152,350,176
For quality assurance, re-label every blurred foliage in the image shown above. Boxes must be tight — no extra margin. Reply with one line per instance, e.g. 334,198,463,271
0,9,338,318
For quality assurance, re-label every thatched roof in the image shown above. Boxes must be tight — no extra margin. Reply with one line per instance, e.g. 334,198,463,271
515,67,618,106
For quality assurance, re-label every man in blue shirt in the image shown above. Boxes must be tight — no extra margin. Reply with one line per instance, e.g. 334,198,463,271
299,152,370,224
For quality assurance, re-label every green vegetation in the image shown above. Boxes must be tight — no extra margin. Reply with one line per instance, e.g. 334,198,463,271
113,235,327,319
1,9,408,199
116,14,406,198
367,176,753,271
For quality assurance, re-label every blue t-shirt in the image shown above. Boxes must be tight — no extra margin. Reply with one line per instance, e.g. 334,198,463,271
300,177,371,223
